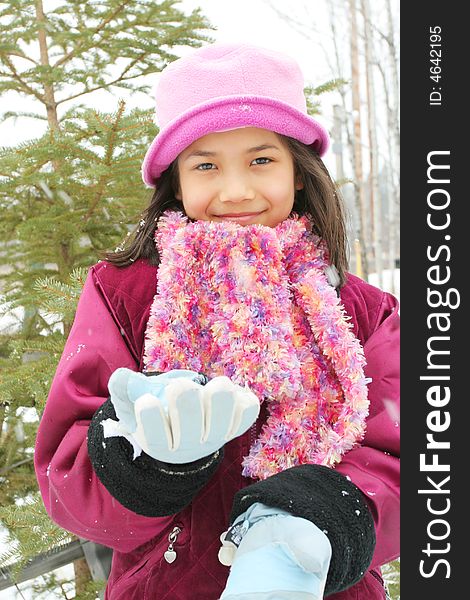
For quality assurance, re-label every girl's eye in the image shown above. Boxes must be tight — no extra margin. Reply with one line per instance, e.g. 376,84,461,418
195,158,271,170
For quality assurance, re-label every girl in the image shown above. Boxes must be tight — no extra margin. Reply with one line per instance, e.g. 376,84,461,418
34,42,399,599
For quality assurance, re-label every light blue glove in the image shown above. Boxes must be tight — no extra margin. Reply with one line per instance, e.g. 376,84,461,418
102,368,260,463
219,503,331,600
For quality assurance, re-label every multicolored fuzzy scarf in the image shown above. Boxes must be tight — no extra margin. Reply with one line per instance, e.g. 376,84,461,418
143,211,369,480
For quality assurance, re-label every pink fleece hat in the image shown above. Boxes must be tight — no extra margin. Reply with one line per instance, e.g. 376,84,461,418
142,42,330,187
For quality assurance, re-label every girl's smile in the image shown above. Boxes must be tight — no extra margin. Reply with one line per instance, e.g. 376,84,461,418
176,127,303,228
213,210,267,225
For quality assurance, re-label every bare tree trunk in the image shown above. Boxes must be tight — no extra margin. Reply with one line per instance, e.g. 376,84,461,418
348,0,369,278
384,0,400,275
74,557,93,597
376,60,398,294
35,0,59,131
372,0,400,291
385,165,397,294
35,1,75,284
327,3,358,273
332,104,346,182
361,0,382,287
385,0,400,168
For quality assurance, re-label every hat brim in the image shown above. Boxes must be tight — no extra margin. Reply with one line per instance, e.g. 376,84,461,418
141,96,330,187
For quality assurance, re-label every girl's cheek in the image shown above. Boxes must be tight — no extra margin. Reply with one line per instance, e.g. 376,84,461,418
182,195,210,219
268,184,293,204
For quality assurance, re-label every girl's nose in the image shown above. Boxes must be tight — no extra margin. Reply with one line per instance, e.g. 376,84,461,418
218,173,255,203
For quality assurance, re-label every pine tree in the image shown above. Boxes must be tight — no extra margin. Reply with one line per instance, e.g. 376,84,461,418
0,0,213,594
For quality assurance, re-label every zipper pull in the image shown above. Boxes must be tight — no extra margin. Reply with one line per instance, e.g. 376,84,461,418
164,526,182,564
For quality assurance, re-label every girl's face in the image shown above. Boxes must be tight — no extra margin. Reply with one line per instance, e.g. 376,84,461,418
176,127,302,227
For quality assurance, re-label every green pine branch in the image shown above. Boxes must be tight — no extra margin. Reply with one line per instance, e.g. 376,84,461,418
0,492,73,578
0,0,215,118
304,78,349,115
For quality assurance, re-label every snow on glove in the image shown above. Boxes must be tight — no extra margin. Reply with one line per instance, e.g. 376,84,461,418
219,502,332,600
102,368,260,464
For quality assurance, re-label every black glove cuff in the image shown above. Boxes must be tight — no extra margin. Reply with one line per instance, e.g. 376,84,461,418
230,463,376,595
87,397,224,517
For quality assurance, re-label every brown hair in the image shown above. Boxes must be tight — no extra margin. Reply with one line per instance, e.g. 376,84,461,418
285,137,349,285
104,136,349,286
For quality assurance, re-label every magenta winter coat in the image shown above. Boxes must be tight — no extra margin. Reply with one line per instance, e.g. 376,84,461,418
34,259,400,599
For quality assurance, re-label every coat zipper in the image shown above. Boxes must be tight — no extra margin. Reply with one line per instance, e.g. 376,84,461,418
249,422,256,448
163,526,182,564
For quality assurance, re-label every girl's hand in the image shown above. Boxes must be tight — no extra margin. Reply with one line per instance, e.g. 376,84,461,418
102,368,260,463
219,503,331,600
